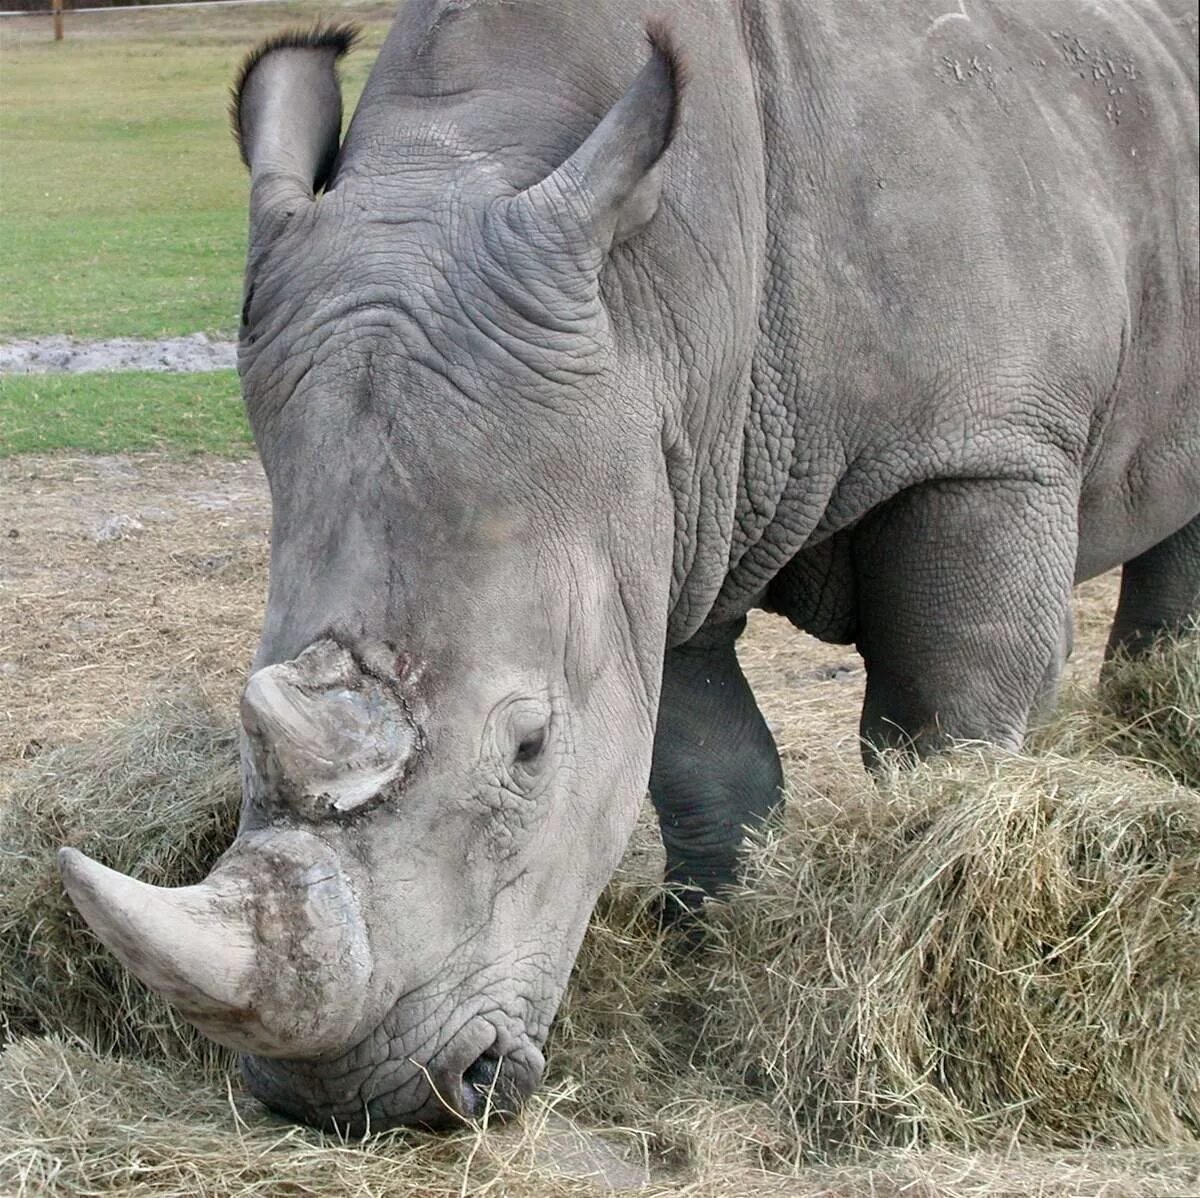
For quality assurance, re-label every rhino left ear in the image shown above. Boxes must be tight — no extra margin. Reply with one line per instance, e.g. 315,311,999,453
231,24,358,244
506,21,686,257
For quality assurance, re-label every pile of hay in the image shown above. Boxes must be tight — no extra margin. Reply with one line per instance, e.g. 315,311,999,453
554,752,1200,1167
1034,620,1200,788
2,631,1199,1195
3,1035,1197,1198
0,697,240,1072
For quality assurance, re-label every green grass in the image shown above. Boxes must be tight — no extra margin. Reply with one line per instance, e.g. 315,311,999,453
0,370,250,455
0,5,388,339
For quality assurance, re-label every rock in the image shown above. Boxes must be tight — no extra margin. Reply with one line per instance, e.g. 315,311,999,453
0,335,237,375
811,662,863,682
92,515,145,542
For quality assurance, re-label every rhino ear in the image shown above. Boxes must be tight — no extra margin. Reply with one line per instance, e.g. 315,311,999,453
506,22,686,259
231,24,358,236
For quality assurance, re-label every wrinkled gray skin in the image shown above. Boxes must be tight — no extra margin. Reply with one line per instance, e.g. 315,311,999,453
69,0,1199,1132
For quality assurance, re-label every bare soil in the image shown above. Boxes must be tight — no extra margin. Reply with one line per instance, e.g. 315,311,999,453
0,454,268,763
0,450,1120,771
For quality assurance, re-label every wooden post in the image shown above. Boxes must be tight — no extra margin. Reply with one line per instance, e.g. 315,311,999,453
52,0,63,41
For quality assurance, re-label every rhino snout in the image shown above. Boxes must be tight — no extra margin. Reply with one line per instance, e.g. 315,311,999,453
241,1015,547,1132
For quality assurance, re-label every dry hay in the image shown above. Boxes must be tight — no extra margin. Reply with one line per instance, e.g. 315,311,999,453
0,697,239,1071
1035,621,1200,789
2,1038,1197,1198
2,630,1199,1195
555,755,1200,1167
0,1036,651,1198
705,753,1198,1149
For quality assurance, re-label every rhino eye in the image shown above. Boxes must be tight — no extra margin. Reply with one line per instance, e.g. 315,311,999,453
240,282,256,328
514,726,547,765
492,696,553,774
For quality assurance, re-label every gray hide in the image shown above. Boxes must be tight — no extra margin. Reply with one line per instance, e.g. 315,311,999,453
61,0,1198,1133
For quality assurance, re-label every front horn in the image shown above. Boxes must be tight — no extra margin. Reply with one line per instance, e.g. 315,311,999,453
59,827,371,1058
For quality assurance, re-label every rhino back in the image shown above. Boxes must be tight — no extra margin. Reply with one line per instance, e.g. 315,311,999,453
715,0,1198,632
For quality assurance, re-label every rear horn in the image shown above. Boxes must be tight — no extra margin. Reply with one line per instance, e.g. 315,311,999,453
240,639,418,819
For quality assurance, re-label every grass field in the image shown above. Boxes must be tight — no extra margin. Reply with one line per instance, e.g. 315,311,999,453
0,3,391,340
0,370,248,455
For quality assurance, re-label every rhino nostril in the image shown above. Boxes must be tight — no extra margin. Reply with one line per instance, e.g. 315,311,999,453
460,1052,519,1120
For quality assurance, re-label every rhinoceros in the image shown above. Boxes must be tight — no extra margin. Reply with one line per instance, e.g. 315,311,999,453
60,0,1197,1132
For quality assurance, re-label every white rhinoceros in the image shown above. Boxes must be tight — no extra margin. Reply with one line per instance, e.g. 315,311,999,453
62,0,1198,1132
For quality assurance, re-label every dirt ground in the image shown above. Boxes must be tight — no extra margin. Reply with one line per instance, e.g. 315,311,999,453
0,453,267,764
0,451,1120,774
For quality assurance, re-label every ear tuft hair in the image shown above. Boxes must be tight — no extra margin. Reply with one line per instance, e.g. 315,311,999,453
642,17,689,154
230,23,360,167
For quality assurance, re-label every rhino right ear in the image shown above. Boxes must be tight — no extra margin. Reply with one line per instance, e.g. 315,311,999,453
231,24,358,239
499,21,685,273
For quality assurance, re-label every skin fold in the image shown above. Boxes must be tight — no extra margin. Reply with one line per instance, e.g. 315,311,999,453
60,0,1198,1132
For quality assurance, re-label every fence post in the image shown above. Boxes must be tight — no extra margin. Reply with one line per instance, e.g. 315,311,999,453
52,0,63,40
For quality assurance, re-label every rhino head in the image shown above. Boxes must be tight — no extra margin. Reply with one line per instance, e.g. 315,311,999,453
60,13,685,1132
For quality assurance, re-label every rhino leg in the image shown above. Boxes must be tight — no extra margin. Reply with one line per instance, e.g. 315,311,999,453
1031,605,1076,724
850,477,1078,762
649,618,784,905
1107,513,1200,660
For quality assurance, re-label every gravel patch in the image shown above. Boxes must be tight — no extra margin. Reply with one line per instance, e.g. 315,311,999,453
0,334,236,375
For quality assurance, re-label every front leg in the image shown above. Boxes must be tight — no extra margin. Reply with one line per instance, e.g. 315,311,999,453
649,618,784,902
851,477,1078,761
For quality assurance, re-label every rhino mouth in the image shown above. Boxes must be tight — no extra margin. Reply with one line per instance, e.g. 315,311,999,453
241,1019,546,1133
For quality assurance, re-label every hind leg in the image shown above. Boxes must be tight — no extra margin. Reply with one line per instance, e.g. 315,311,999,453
1107,514,1200,659
851,477,1078,762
